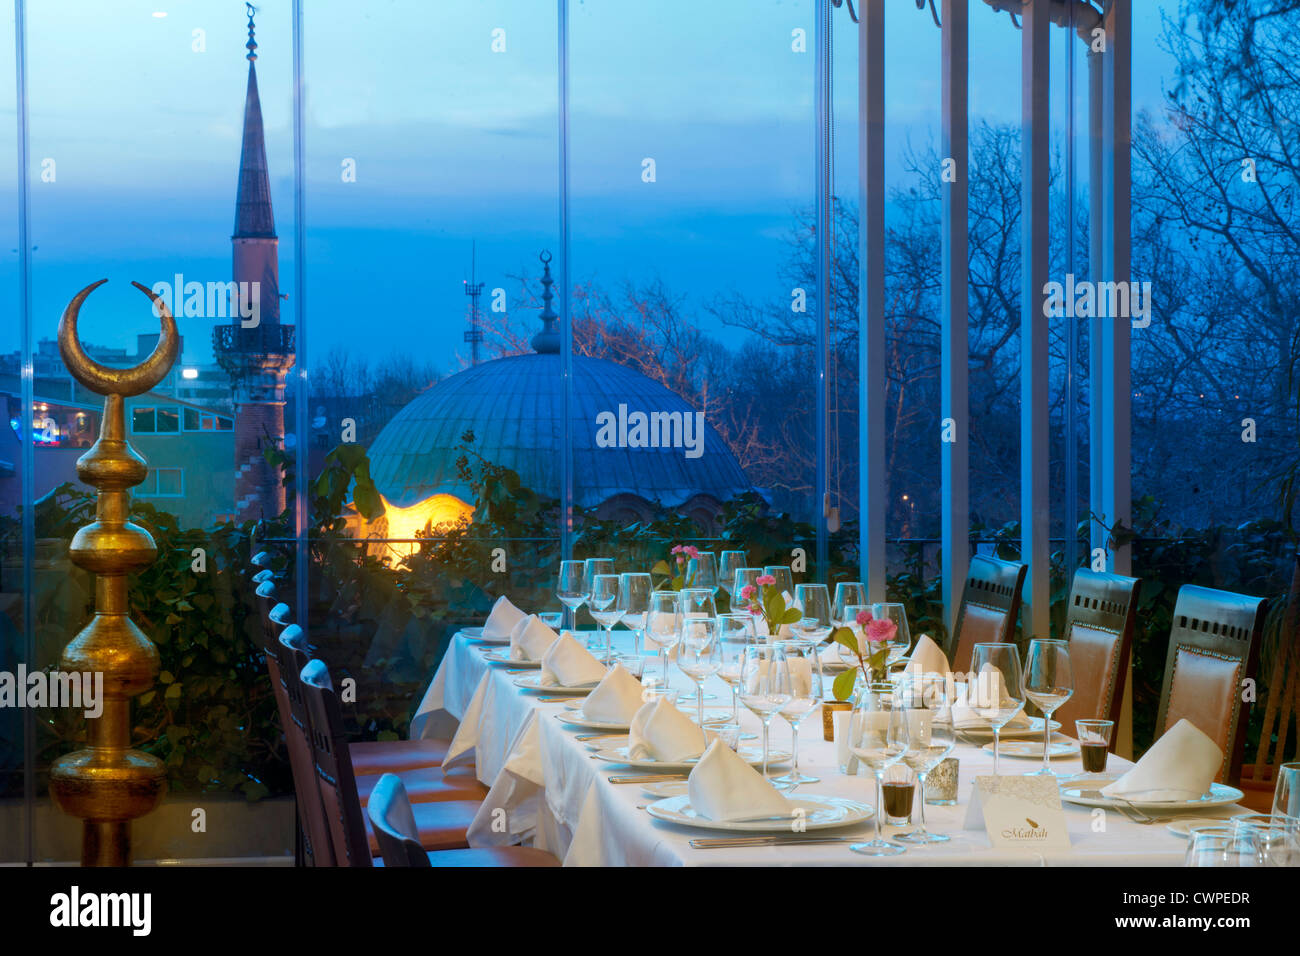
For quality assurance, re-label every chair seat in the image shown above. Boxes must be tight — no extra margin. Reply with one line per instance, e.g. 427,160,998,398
364,799,481,854
355,766,488,806
350,738,451,774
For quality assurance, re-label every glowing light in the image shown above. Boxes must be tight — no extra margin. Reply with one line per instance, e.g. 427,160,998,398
381,493,473,555
182,367,199,379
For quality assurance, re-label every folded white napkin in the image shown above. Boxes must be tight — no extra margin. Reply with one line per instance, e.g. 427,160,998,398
509,614,558,662
581,664,645,724
951,664,1029,730
538,634,607,688
687,738,793,822
903,633,951,678
1101,718,1222,801
628,696,708,762
482,595,527,640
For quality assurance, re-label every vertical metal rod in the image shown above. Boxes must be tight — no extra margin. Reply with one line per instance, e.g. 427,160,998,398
558,0,573,560
1021,0,1051,640
292,0,309,634
815,0,830,582
858,0,886,601
1088,45,1105,563
13,0,33,868
1064,5,1079,585
940,0,969,643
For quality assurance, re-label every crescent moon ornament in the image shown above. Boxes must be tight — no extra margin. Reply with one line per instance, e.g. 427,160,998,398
57,279,180,397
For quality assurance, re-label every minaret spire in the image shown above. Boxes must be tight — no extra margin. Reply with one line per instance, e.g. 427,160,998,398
531,251,560,354
234,3,275,242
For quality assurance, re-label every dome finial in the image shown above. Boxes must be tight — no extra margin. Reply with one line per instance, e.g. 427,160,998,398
531,250,560,354
245,3,258,61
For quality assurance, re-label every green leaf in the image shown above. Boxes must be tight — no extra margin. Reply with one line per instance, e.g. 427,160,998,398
352,477,385,521
651,560,672,577
833,668,857,702
781,607,802,624
159,670,175,684
832,626,858,656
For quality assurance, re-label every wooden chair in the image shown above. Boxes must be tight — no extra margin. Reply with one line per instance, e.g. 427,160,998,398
1156,585,1267,785
949,554,1027,673
1053,569,1140,744
366,773,558,868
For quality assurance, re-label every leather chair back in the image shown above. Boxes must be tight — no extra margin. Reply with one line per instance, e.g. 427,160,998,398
366,774,433,868
950,554,1027,673
1054,569,1139,740
1156,585,1266,785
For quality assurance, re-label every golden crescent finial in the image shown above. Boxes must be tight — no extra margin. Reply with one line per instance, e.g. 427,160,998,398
57,279,180,397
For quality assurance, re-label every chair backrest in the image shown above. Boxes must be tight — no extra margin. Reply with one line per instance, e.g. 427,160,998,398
271,624,335,867
1054,569,1140,739
1156,584,1267,785
366,774,432,868
950,554,1027,673
299,657,374,867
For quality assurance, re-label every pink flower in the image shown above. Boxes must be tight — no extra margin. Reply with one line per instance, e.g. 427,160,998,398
740,584,756,600
865,619,897,643
685,545,699,558
854,608,874,627
756,574,776,587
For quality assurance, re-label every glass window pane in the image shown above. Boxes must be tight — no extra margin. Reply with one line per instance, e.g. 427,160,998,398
156,406,179,433
132,407,155,433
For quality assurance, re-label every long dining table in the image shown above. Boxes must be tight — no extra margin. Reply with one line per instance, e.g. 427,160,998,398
410,629,1240,866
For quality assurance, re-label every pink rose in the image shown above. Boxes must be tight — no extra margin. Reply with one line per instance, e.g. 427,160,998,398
756,574,776,587
865,619,897,643
685,545,699,558
855,608,874,627
740,584,756,600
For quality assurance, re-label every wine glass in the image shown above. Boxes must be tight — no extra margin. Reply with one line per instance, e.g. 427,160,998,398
718,550,747,604
969,643,1025,777
645,590,681,691
774,640,823,786
839,603,873,668
716,613,757,722
679,587,717,620
739,644,793,780
763,565,795,599
1272,762,1300,820
678,618,722,727
848,682,908,856
831,581,867,627
1230,814,1299,867
792,584,832,643
870,602,912,667
894,673,954,844
588,573,622,664
1185,827,1257,867
556,560,588,632
687,551,719,596
1021,639,1074,777
732,567,763,610
617,572,652,658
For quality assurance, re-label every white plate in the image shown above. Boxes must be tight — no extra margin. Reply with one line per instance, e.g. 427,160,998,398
512,675,597,695
954,717,1060,740
1165,814,1253,838
555,711,631,731
483,651,541,667
982,738,1079,759
1060,781,1246,813
641,780,691,799
645,794,873,833
593,746,789,772
583,734,629,751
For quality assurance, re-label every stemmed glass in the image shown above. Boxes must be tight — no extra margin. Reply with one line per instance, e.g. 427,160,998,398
718,550,747,605
831,581,867,627
678,588,717,706
774,640,823,786
687,551,719,596
716,613,757,722
645,590,681,691
588,574,622,664
763,565,795,598
556,560,588,632
970,643,1025,777
617,572,652,658
848,682,908,856
870,603,912,667
584,557,614,580
739,644,793,780
678,618,722,727
1021,639,1074,777
792,584,832,644
894,673,954,844
732,567,763,608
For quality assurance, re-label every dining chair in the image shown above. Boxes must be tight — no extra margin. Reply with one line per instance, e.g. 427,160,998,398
949,554,1027,673
1053,569,1140,742
366,773,559,868
1156,584,1267,785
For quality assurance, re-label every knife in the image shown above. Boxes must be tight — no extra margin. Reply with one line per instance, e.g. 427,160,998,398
608,773,688,784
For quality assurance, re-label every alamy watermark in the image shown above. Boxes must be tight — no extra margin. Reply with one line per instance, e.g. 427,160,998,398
0,666,102,718
595,404,706,459
149,273,261,327
1042,273,1153,328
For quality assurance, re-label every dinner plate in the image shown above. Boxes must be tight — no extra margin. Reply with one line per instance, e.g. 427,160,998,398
953,717,1060,740
482,651,540,668
554,711,631,731
981,738,1079,759
583,734,629,751
512,675,597,695
645,794,873,833
1165,814,1253,838
641,780,691,798
593,746,789,772
1060,781,1245,813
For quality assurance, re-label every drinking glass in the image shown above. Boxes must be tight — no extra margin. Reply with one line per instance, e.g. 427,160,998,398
645,590,681,690
848,682,908,856
774,640,823,786
1230,814,1299,867
538,611,563,631
687,551,719,595
732,568,764,610
831,582,867,627
894,673,955,844
1021,639,1074,777
1075,719,1114,775
792,584,832,643
718,550,747,603
869,603,912,666
588,574,622,664
969,643,1025,777
716,613,757,722
1273,762,1300,820
763,565,795,598
1185,827,1257,867
678,618,722,727
584,557,615,579
739,644,793,780
617,572,652,658
680,587,717,620
839,603,874,668
556,560,588,632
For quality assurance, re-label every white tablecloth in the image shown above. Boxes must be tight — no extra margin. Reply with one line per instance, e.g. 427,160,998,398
414,631,1239,866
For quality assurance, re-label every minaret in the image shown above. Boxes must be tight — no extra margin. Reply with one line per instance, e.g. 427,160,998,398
214,4,294,522
531,252,560,354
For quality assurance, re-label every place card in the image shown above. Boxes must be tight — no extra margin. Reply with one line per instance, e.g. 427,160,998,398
963,775,1071,852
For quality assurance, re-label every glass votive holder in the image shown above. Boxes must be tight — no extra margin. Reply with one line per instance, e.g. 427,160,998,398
619,655,647,680
881,764,915,826
712,722,742,751
538,611,564,630
925,757,959,805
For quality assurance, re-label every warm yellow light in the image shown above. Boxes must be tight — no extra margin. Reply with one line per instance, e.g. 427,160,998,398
381,493,473,549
